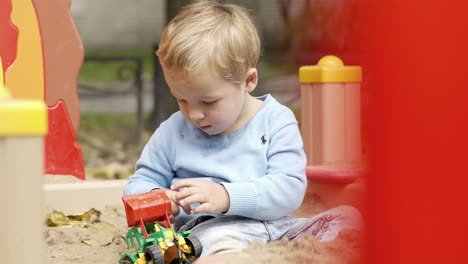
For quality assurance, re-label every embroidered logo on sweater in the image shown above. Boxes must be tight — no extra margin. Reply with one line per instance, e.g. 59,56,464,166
261,135,267,144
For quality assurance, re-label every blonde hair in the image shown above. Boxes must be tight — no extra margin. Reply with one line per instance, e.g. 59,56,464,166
156,0,260,82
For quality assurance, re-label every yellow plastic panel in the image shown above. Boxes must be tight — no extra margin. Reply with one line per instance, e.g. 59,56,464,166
0,59,11,98
5,0,44,100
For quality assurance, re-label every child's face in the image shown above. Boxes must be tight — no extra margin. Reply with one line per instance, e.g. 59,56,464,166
164,69,252,135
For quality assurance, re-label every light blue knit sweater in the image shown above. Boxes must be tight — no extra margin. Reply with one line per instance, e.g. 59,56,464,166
124,94,307,228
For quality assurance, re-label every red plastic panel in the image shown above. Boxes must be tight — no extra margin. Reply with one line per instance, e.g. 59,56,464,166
361,0,468,263
45,100,85,180
0,0,18,74
122,190,172,228
33,0,84,132
306,166,362,184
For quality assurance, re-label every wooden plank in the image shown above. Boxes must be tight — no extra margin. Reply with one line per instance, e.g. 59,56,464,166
43,179,127,213
1,136,45,264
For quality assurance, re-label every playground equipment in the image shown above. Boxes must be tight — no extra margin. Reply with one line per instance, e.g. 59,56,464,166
299,55,365,210
1,1,89,263
1,0,85,180
120,190,202,264
0,60,47,264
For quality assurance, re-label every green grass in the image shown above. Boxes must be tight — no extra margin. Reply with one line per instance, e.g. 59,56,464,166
79,112,138,145
79,111,153,143
78,112,148,164
80,112,137,132
79,49,156,84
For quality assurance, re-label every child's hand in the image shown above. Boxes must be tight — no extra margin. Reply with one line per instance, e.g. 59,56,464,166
171,179,230,215
159,189,180,223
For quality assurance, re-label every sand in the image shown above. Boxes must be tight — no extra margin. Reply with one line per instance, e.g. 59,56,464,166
207,230,363,264
254,230,362,263
45,208,363,264
45,205,129,264
44,177,364,264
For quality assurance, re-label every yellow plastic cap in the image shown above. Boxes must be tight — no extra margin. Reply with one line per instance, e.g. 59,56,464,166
299,55,362,83
0,99,48,136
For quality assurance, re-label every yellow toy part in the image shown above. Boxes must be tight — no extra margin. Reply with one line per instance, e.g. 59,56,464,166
0,59,47,136
151,223,192,263
133,253,146,264
299,55,362,83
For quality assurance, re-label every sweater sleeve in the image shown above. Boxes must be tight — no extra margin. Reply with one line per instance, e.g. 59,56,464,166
222,109,307,220
123,119,175,195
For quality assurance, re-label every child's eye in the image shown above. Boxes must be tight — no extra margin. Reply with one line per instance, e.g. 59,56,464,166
202,99,219,105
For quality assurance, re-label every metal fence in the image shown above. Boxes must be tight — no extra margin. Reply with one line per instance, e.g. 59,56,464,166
78,56,144,147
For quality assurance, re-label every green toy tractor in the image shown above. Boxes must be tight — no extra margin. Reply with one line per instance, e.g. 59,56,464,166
119,190,203,264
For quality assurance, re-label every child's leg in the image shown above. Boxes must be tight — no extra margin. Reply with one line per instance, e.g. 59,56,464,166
267,205,363,242
308,205,362,241
188,215,270,256
187,205,362,256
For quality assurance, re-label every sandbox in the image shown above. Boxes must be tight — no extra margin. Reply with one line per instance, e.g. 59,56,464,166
44,175,365,264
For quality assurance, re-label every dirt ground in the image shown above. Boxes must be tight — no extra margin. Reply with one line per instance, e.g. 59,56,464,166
45,177,364,264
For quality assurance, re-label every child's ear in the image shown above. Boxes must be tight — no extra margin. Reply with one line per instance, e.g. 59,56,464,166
244,68,258,93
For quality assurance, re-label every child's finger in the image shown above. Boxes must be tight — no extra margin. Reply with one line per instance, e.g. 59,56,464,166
191,203,213,215
181,204,191,214
171,179,199,190
171,201,180,216
179,193,205,207
169,214,176,223
172,196,193,214
164,189,177,201
173,186,196,201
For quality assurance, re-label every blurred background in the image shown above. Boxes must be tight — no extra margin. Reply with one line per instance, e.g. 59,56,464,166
73,0,364,180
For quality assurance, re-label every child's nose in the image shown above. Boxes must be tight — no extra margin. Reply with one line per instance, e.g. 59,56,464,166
188,106,204,121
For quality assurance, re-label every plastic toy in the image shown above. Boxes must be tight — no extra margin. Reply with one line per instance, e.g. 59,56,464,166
299,56,365,212
1,0,85,180
119,190,202,264
1,58,48,264
299,55,362,168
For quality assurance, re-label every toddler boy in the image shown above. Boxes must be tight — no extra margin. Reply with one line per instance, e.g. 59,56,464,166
124,0,361,256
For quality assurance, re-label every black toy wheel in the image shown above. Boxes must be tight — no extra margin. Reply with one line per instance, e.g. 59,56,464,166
185,235,203,258
119,258,133,264
144,245,164,264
